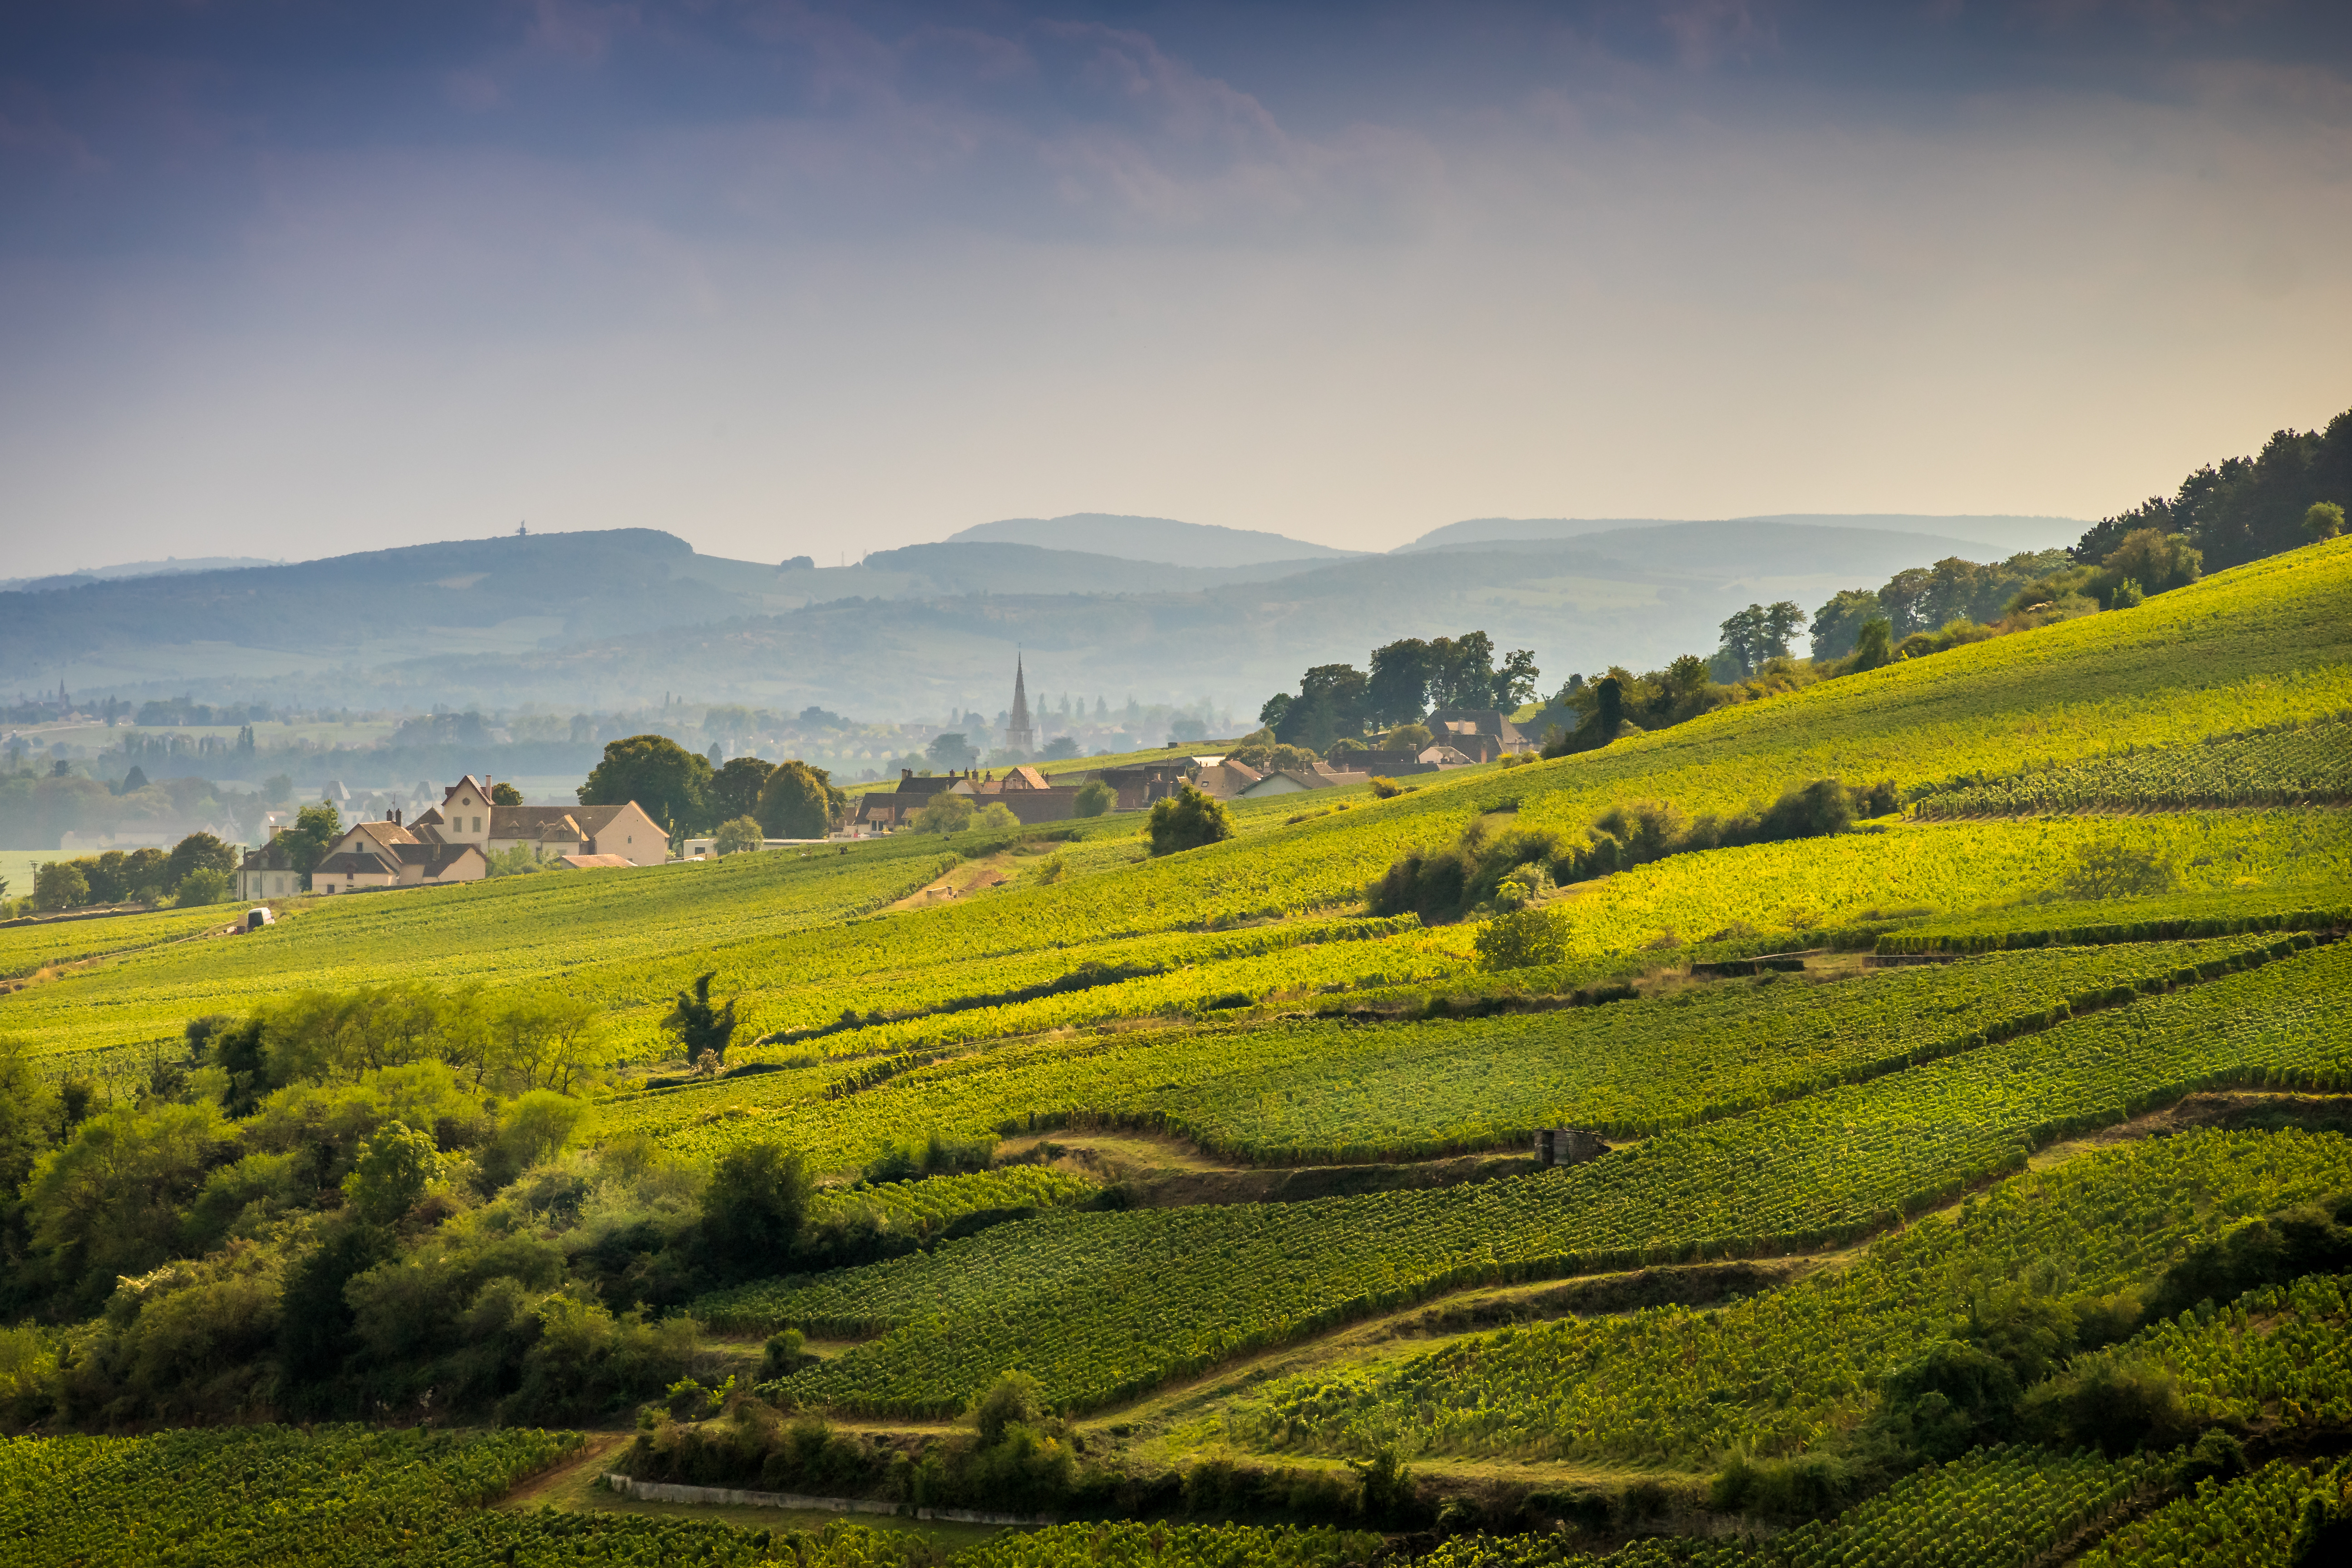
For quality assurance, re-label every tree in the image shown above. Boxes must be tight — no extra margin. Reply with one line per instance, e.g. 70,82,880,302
2306,501,2346,541
1040,735,1081,761
1761,602,1807,661
488,782,524,806
701,1143,813,1281
32,860,88,912
1257,693,1295,732
927,732,978,772
1809,589,1884,659
710,756,775,822
913,793,975,834
1717,605,1765,678
1850,617,1896,671
972,1370,1045,1444
280,803,342,880
1426,633,1497,708
1278,665,1369,750
175,867,231,907
2100,529,2200,599
1073,779,1115,818
25,1101,230,1306
755,760,841,840
973,801,1020,831
713,816,764,855
1490,649,1540,709
1475,906,1570,970
580,734,713,836
119,765,149,794
1366,638,1435,726
166,831,236,892
262,773,293,804
663,971,739,1067
2063,841,2177,900
342,1120,442,1225
1147,785,1232,855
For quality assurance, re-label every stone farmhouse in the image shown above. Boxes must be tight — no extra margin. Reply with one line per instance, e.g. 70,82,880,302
238,775,667,899
856,765,1082,831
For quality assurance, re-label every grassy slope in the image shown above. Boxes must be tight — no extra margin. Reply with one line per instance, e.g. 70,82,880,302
5,541,2340,1067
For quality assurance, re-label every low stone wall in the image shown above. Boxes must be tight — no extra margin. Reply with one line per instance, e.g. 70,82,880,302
601,1474,1046,1527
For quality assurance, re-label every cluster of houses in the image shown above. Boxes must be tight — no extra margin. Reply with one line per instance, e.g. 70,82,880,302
234,775,666,900
226,701,1534,900
852,707,1531,831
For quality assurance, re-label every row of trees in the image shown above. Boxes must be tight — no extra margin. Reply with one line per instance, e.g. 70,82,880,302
1259,633,1541,752
577,736,848,842
23,832,242,914
2071,405,2352,571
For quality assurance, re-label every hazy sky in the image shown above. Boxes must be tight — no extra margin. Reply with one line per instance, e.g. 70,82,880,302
4,0,2349,577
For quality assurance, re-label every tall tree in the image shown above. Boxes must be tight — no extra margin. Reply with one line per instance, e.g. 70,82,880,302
1489,649,1541,709
579,734,713,835
662,971,739,1067
1365,639,1435,726
755,760,842,840
1426,633,1496,708
710,756,776,822
1809,589,1885,659
280,803,341,879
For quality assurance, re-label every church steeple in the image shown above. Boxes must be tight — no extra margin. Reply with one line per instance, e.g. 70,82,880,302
1005,654,1038,757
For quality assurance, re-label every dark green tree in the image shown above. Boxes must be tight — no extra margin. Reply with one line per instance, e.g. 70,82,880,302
710,756,776,822
1489,648,1541,708
1849,618,1895,671
165,831,237,891
280,803,343,879
489,782,524,806
662,971,740,1066
1425,633,1496,708
700,1142,813,1281
1808,589,1884,659
1147,785,1232,855
1365,639,1435,726
1277,665,1369,750
755,760,841,840
1072,779,1115,818
579,734,714,835
2307,501,2346,541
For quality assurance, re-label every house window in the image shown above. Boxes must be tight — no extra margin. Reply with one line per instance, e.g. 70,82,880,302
472,816,482,832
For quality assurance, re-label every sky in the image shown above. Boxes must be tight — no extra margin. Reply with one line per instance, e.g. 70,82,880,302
3,0,2350,578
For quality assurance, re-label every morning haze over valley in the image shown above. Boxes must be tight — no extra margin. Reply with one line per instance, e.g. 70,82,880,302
2,3,2350,1565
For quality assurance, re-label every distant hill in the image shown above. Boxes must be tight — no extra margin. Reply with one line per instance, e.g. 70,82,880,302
1401,513,2087,559
0,555,284,593
947,514,1363,568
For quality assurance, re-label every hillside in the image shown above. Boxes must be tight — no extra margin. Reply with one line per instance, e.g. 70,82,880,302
1401,511,2088,557
0,537,2345,1565
945,513,1363,566
5,519,2038,718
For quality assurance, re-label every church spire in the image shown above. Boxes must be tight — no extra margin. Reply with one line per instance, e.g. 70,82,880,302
1005,654,1038,757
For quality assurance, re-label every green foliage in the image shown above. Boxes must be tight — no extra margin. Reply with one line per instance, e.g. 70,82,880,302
1914,716,2352,818
758,760,844,839
1472,906,1568,970
2307,500,2347,541
581,732,712,835
2079,1455,2352,1567
172,866,230,906
710,755,776,821
30,861,87,912
713,816,766,855
702,1143,813,1282
971,1368,1045,1443
973,801,1021,832
281,801,342,877
663,970,740,1067
1148,786,1233,855
1848,616,1894,670
340,1119,442,1224
1073,779,1115,817
704,944,2352,1416
482,843,547,878
915,793,976,834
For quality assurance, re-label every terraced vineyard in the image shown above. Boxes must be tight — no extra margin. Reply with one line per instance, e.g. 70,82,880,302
1223,1128,2352,1462
703,939,2352,1414
622,934,2304,1171
1911,713,2352,818
2076,1456,2352,1567
2068,1271,2352,1430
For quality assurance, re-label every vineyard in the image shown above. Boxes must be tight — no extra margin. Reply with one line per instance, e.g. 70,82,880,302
702,941,2352,1414
619,934,2302,1172
1909,713,2352,818
0,538,2348,1565
1222,1127,2352,1463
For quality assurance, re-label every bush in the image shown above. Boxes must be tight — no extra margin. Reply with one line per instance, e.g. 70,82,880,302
173,867,231,907
2305,501,2346,542
971,1370,1045,1444
973,801,1020,832
1368,777,1406,799
341,1121,443,1225
1072,780,1115,817
700,1143,812,1282
1474,906,1570,970
31,860,89,911
761,1328,807,1379
2109,577,2145,609
2022,1361,2186,1455
713,816,764,855
913,795,975,835
1146,786,1232,855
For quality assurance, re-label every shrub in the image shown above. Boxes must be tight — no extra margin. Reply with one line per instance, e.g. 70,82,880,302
2305,501,2346,542
712,816,764,855
1368,777,1406,799
174,867,231,907
1474,906,1570,971
971,1369,1045,1444
1073,780,1115,817
700,1143,812,1282
914,795,975,835
2062,840,2177,900
1147,786,1232,855
2110,577,2145,609
341,1121,443,1225
973,801,1020,832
